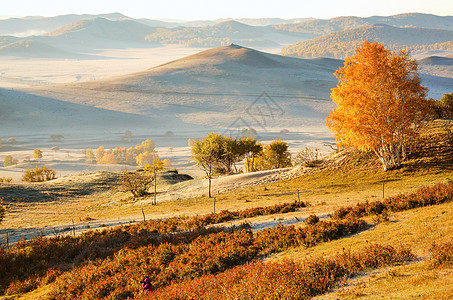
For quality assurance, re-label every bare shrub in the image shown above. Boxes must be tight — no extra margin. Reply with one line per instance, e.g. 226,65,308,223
120,170,153,198
294,146,321,167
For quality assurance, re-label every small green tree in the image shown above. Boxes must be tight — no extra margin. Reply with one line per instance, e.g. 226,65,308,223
84,148,95,163
240,137,263,173
144,157,164,205
33,149,43,161
3,155,14,167
220,136,243,173
190,133,224,198
260,139,292,170
435,92,453,118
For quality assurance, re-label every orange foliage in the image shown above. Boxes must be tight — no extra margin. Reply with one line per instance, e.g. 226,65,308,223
326,41,433,170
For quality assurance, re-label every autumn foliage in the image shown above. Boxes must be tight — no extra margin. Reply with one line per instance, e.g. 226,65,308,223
327,41,433,170
1,181,452,298
143,244,413,300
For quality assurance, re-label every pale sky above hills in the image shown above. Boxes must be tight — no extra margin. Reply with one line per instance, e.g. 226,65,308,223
1,0,453,20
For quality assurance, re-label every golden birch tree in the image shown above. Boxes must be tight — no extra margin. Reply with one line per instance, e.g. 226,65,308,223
326,41,433,170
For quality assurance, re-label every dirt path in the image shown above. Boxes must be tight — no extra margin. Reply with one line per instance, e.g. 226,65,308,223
1,167,311,245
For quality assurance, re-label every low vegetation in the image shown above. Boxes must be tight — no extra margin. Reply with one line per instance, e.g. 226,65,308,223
143,243,413,300
294,146,321,167
22,166,57,182
0,177,13,183
430,239,453,268
1,180,452,299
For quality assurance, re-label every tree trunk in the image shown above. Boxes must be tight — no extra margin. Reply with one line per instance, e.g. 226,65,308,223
208,176,212,198
154,175,157,205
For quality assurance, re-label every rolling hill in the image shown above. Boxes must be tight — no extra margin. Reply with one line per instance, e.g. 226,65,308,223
13,44,341,134
0,40,75,58
43,17,157,43
281,24,453,59
0,88,155,135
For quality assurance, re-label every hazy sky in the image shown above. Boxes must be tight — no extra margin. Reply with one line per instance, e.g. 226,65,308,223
2,0,453,20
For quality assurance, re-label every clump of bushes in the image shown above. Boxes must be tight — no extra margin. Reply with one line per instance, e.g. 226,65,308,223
185,200,306,228
332,181,453,220
3,181,451,298
146,243,413,300
430,240,453,268
46,217,365,299
0,177,12,183
22,166,56,182
304,214,319,225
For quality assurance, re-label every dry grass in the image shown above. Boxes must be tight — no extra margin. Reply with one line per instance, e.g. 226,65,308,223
268,202,453,299
2,125,453,245
317,261,452,299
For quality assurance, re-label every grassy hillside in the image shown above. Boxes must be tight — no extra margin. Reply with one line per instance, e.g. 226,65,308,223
44,18,157,43
281,24,453,59
0,40,74,58
0,120,452,299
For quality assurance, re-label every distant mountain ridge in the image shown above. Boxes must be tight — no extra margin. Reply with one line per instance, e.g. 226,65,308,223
0,13,130,37
281,24,453,59
274,13,453,36
44,17,158,42
1,12,453,59
143,20,307,48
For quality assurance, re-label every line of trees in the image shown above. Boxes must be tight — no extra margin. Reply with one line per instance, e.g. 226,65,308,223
83,139,168,167
190,133,292,197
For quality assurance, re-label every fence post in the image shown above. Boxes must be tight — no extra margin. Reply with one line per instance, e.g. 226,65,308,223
72,219,75,237
297,189,300,203
213,197,216,214
142,208,146,222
